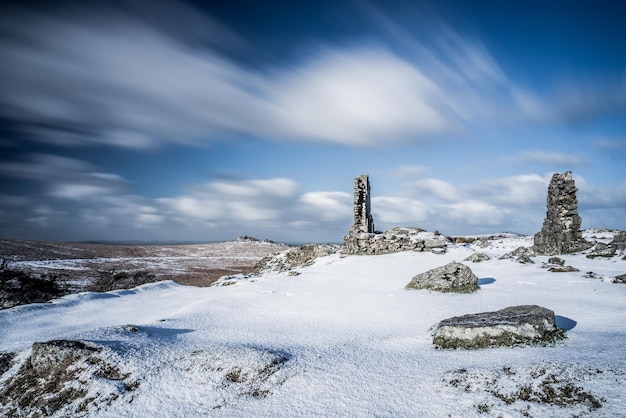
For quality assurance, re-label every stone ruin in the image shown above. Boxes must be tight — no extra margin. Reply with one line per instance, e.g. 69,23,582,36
351,174,375,235
533,171,592,255
342,175,446,255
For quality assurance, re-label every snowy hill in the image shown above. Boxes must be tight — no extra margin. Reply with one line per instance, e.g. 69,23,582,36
1,232,625,417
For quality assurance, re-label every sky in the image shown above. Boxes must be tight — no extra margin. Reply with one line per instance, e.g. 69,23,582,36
0,0,625,244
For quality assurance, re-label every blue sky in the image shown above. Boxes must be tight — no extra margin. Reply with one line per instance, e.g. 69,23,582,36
0,0,625,243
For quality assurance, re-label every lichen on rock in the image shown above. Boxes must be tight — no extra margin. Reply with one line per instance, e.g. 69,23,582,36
405,262,479,293
433,305,565,349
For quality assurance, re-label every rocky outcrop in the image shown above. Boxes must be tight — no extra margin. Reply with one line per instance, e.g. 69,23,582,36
253,244,340,274
0,352,16,376
534,171,592,255
433,305,565,349
464,253,490,263
0,340,136,418
405,262,479,293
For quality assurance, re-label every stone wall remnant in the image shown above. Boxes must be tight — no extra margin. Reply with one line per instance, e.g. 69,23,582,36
341,175,447,255
352,174,375,234
533,171,592,255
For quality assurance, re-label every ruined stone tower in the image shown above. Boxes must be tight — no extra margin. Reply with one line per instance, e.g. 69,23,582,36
533,171,592,255
352,174,375,234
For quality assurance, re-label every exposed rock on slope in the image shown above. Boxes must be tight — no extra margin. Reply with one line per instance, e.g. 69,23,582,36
0,340,136,418
253,244,340,274
534,171,592,255
433,305,565,349
405,262,479,293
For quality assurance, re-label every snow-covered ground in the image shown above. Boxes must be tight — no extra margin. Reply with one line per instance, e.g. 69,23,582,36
1,232,625,417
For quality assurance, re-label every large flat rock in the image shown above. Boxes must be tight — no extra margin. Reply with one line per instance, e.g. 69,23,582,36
433,305,565,349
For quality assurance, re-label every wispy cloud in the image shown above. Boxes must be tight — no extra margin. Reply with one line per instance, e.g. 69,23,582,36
503,151,585,166
2,2,621,150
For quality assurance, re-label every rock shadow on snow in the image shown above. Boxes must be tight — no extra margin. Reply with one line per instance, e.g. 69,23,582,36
555,315,577,331
477,277,496,286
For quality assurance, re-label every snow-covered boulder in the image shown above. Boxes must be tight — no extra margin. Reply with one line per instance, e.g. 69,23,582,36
432,305,565,349
405,262,479,293
463,253,490,263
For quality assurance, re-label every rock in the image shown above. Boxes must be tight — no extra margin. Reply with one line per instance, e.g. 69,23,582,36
464,253,490,263
405,262,479,293
613,274,626,284
534,171,592,255
609,233,626,251
548,257,565,266
253,244,339,273
432,305,565,349
30,339,99,372
548,265,580,272
0,352,16,376
501,246,535,259
586,246,617,259
516,255,535,264
0,340,135,418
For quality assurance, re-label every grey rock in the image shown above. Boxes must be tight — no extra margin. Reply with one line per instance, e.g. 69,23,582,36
516,255,535,264
548,257,565,266
405,262,479,293
609,233,626,251
464,253,490,263
0,352,16,376
432,305,565,349
586,247,617,259
534,171,592,255
613,274,626,284
501,246,535,260
254,244,339,274
548,265,580,272
30,339,99,372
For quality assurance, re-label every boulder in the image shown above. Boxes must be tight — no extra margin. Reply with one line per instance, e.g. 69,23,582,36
405,262,479,293
30,340,99,372
0,352,16,376
464,253,490,263
586,246,617,259
432,305,565,349
613,274,626,284
516,255,535,264
548,257,565,266
548,265,580,273
609,233,626,251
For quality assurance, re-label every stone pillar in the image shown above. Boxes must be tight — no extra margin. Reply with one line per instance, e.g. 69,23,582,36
352,174,375,234
533,171,591,255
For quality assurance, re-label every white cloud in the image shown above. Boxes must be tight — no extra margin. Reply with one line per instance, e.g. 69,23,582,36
49,184,113,200
372,196,428,225
412,178,461,202
438,199,507,226
504,151,585,166
296,192,352,222
270,48,449,145
3,2,620,150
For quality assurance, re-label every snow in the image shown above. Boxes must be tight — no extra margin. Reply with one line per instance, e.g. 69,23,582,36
1,235,625,417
